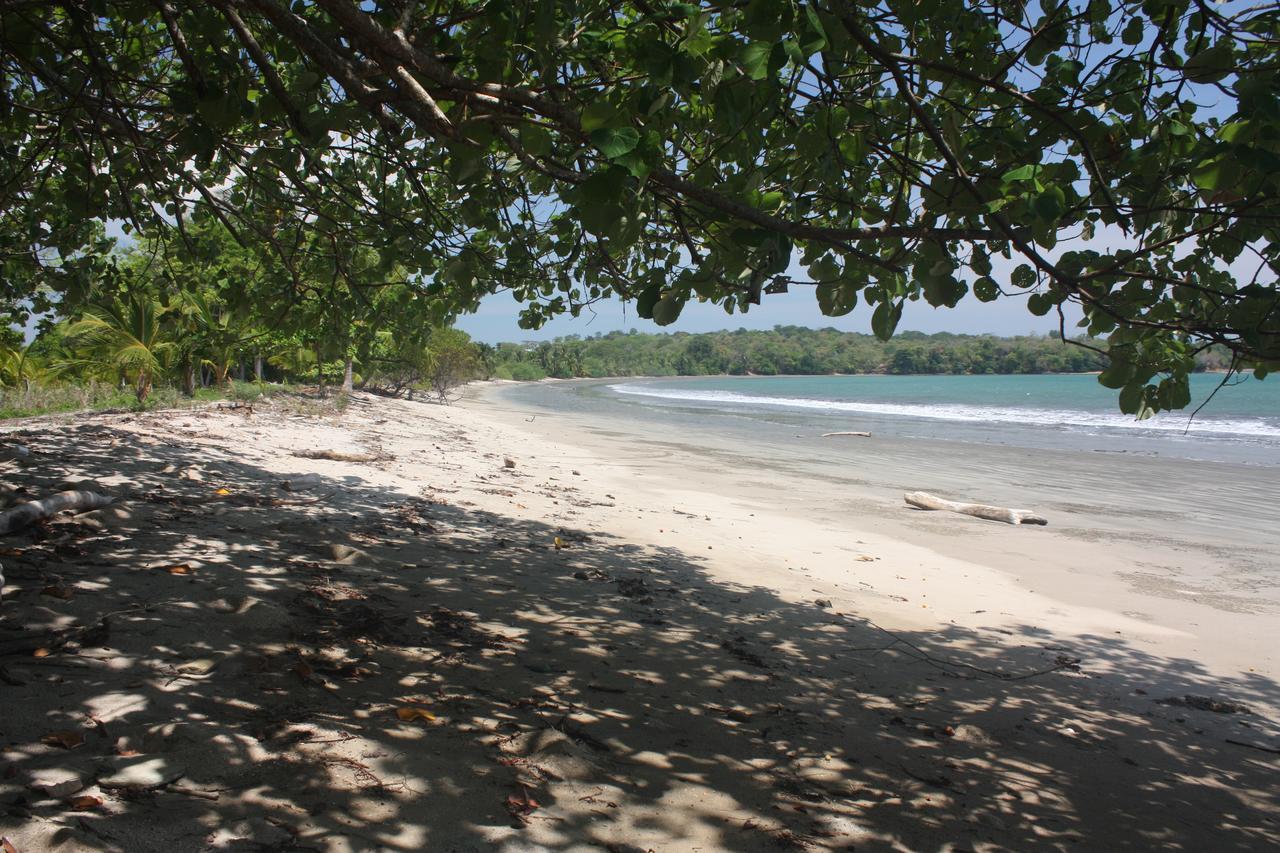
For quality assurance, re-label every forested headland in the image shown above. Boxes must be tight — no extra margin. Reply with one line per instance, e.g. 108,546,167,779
486,327,1233,381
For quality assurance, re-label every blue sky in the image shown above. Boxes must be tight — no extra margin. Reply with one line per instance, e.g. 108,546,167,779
455,284,1081,343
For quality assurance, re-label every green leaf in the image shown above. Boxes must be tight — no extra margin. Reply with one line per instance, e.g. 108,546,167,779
1011,264,1037,288
1033,185,1066,222
973,276,1000,302
580,100,621,132
652,294,686,325
1001,165,1039,183
1027,292,1054,316
636,283,662,319
1184,42,1233,85
590,127,640,159
871,300,903,341
519,125,553,157
741,42,773,80
816,281,858,317
1121,17,1145,46
1098,360,1135,389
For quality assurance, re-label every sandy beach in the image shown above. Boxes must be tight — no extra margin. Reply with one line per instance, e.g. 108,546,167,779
0,388,1277,851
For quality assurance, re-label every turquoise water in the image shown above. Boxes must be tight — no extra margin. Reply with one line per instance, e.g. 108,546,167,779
501,374,1280,465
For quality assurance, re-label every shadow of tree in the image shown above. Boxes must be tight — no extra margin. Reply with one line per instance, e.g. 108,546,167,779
0,410,1277,851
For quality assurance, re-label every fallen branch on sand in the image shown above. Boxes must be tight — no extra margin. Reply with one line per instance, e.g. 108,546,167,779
0,490,115,536
822,431,871,437
904,491,1048,526
1226,738,1280,755
0,614,113,658
292,449,385,463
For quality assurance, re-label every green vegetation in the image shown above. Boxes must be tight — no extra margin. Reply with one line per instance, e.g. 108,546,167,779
487,327,1238,380
2,2,1277,418
2,212,486,418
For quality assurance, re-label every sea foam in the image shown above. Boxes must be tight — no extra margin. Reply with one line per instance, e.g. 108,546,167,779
608,383,1280,439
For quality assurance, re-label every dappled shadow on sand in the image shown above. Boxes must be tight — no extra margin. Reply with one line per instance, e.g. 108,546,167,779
1,413,1278,851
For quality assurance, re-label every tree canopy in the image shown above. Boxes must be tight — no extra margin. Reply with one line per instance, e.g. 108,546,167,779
3,0,1279,414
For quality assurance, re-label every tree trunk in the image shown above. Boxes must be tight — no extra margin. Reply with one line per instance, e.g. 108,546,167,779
181,361,196,397
254,353,263,382
215,363,232,392
315,344,325,395
341,358,354,394
135,370,152,404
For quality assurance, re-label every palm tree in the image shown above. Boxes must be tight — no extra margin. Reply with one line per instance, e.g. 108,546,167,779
174,290,245,394
67,296,176,404
0,341,45,391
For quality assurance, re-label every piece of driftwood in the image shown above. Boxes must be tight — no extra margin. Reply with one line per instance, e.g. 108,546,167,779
292,449,382,463
822,431,871,437
904,491,1048,526
0,490,115,536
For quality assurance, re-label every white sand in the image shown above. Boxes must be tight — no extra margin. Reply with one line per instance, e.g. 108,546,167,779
0,391,1276,852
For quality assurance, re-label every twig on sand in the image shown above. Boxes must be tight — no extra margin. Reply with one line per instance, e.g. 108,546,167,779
1225,738,1280,755
848,616,1077,681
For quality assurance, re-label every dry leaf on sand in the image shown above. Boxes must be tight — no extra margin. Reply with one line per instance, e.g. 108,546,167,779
506,786,541,820
395,706,437,723
68,795,104,810
40,730,85,750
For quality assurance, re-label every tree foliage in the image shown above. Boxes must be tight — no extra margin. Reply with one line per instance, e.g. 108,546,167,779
489,326,1120,378
3,1,1279,413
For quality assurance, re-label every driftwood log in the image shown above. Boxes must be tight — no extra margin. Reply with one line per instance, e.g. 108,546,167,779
822,431,872,438
0,490,113,596
0,490,115,536
904,491,1048,526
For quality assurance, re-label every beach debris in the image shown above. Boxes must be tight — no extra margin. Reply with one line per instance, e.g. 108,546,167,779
1226,738,1280,755
40,730,86,750
0,445,31,465
814,598,833,608
0,490,115,536
395,706,437,723
904,491,1048,525
280,473,323,492
503,456,517,469
1158,694,1253,715
821,431,871,437
505,785,541,823
292,449,384,463
67,795,104,811
616,577,650,598
721,635,769,669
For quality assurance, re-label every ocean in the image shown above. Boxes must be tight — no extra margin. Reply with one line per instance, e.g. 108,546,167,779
495,373,1280,467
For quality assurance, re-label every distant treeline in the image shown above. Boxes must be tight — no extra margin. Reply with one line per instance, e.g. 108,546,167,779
485,326,1233,380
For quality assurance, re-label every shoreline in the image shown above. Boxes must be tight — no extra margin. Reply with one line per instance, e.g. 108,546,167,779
0,391,1276,850
469,380,1280,709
